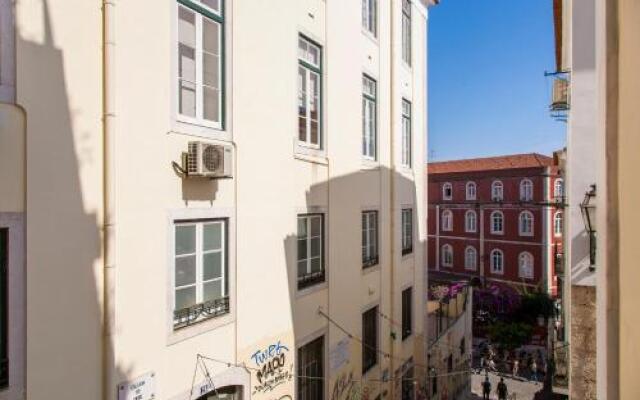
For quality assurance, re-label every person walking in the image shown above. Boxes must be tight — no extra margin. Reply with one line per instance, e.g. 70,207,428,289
512,359,519,378
482,375,492,400
531,359,538,383
497,377,508,400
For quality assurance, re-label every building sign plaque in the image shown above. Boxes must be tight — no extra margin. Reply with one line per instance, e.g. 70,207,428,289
118,372,156,400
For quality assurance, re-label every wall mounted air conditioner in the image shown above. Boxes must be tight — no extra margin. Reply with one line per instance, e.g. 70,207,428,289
187,141,233,178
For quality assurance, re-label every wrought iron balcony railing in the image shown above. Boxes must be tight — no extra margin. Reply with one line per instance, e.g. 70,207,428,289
173,296,230,329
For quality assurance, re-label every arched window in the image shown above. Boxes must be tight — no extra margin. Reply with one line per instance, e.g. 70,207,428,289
442,182,453,201
520,179,534,201
491,181,504,201
519,252,534,279
465,210,477,232
465,246,477,270
518,211,534,236
441,244,453,267
554,178,564,199
490,211,504,234
466,182,477,200
490,249,504,274
441,209,453,231
554,211,563,236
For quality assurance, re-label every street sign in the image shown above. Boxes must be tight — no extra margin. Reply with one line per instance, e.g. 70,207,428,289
118,372,156,400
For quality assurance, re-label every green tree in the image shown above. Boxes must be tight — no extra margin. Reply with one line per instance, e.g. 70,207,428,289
487,321,533,351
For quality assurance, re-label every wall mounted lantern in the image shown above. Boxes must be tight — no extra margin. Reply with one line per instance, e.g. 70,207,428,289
580,184,597,270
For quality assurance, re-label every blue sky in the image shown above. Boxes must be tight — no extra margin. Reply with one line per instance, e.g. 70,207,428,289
427,0,566,162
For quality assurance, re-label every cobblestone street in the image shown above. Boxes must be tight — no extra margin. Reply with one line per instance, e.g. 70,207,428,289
469,371,541,400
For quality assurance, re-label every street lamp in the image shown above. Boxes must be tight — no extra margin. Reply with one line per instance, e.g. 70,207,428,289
580,184,597,270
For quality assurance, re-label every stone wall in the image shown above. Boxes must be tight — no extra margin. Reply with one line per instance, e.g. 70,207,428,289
570,285,596,399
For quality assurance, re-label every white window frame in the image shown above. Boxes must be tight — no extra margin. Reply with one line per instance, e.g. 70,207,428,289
401,99,412,167
518,211,534,236
441,209,453,232
172,218,228,329
441,244,453,267
362,0,377,37
554,211,563,236
362,75,377,160
176,0,224,129
464,246,477,271
465,210,477,233
554,178,564,198
442,182,452,201
401,0,412,66
490,249,504,275
401,208,413,255
362,210,379,267
491,180,504,201
298,35,323,149
490,211,504,235
520,179,534,202
518,252,534,279
466,182,477,201
297,214,325,289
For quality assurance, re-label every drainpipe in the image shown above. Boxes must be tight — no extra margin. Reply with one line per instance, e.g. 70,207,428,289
102,1,116,399
388,0,397,397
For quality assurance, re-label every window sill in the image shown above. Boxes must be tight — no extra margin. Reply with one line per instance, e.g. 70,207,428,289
361,29,379,45
402,333,412,342
363,258,379,269
168,119,231,142
296,280,328,298
401,248,413,257
294,152,329,166
361,159,380,170
362,263,381,275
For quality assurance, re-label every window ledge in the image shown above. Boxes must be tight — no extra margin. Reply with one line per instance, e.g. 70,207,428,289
294,152,329,165
361,160,380,170
361,29,379,45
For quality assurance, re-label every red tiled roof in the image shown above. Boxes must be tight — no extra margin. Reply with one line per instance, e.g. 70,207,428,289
428,153,554,174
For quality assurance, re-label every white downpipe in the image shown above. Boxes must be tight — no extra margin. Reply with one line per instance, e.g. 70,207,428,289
388,1,397,398
102,1,116,399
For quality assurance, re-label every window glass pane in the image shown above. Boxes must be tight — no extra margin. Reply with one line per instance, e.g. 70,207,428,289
310,257,322,273
310,216,322,236
298,38,308,59
298,67,308,142
310,237,321,258
203,54,220,88
175,255,196,287
203,223,222,251
297,238,308,261
203,252,222,281
202,19,220,55
203,86,219,122
178,7,196,118
203,280,223,302
175,286,196,310
179,81,196,117
308,45,319,66
178,7,196,47
297,260,307,277
200,0,220,12
298,217,307,237
176,225,196,255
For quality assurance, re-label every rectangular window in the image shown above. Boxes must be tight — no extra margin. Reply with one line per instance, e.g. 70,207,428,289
362,75,377,160
402,0,412,66
297,214,325,289
362,306,378,373
402,287,413,340
401,208,413,255
401,359,415,400
0,229,7,387
298,336,324,400
362,211,379,268
177,0,224,128
362,0,377,37
298,36,322,148
173,218,229,329
401,99,412,167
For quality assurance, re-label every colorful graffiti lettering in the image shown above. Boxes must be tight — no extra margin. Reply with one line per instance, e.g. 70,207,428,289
250,341,293,395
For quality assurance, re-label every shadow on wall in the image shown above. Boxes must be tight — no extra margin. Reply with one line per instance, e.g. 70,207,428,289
570,228,592,283
16,1,134,398
280,167,429,400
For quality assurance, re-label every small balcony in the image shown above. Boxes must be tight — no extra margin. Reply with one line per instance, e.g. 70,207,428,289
173,296,230,329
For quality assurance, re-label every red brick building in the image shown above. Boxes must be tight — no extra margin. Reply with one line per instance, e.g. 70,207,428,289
426,153,564,297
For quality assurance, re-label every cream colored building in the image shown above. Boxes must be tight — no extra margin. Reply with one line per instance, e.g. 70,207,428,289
553,0,640,398
0,0,432,399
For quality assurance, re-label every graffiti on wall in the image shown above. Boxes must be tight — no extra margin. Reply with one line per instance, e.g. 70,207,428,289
250,340,294,395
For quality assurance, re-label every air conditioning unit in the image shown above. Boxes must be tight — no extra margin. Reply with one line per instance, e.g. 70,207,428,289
550,78,569,111
187,142,233,178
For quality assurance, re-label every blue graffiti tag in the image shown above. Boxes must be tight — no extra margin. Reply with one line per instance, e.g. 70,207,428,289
251,341,290,366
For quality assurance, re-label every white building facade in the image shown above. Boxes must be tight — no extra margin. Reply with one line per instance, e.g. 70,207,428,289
0,0,431,399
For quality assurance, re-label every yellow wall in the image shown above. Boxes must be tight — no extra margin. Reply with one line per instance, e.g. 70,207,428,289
617,0,640,398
